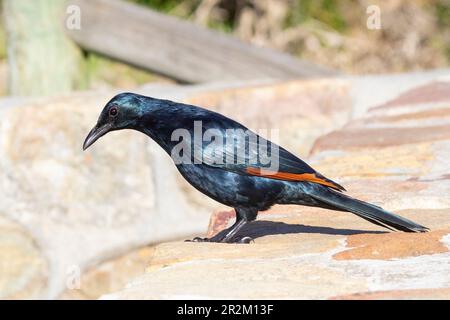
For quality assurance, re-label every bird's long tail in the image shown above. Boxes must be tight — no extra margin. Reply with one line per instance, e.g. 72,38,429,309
307,185,429,232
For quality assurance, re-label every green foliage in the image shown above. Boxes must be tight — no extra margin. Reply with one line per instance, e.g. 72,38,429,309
129,0,200,19
285,0,348,32
129,0,235,33
435,0,450,27
0,24,6,60
207,19,234,33
129,0,182,12
129,0,352,33
85,53,157,88
434,0,450,61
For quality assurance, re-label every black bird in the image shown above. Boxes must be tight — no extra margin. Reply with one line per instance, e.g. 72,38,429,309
83,93,428,243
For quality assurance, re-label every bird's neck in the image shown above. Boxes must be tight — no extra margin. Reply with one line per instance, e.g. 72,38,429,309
136,101,182,155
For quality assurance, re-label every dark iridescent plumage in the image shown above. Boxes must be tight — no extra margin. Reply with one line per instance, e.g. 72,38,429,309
83,93,428,243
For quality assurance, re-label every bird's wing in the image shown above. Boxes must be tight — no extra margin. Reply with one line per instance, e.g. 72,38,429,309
193,128,345,192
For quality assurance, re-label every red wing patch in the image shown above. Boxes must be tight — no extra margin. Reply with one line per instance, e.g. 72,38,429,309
245,167,345,191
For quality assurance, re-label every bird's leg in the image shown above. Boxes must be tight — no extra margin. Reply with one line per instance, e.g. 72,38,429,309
213,218,248,243
187,208,257,244
188,217,247,243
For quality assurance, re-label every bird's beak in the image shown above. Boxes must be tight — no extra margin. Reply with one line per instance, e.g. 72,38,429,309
83,124,112,151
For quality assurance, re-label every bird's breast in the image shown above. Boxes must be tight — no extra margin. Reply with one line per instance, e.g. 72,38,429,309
175,164,283,210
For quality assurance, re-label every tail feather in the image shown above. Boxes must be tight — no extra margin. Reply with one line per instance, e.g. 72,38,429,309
307,186,429,233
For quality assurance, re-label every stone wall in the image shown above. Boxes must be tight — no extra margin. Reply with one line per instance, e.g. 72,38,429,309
98,77,450,300
0,78,351,298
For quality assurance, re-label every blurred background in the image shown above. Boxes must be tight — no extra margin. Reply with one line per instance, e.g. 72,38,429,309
0,0,450,300
0,0,449,95
128,0,450,73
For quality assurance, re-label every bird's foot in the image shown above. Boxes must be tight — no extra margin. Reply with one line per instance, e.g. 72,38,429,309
185,237,212,243
184,236,253,244
235,236,254,244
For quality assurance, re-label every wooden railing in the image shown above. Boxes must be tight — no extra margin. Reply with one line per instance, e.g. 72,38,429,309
66,0,336,83
3,0,337,96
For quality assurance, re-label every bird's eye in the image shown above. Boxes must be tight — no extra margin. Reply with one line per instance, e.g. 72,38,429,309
109,107,118,117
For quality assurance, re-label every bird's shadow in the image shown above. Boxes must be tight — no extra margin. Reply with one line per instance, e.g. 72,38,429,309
215,220,387,241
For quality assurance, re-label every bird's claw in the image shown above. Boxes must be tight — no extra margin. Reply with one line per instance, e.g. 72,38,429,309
185,237,211,242
185,236,254,244
236,236,254,244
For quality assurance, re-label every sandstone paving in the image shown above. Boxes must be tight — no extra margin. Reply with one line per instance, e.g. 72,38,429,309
100,79,450,299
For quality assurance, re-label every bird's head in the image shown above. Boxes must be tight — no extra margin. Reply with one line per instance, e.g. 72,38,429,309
83,92,144,150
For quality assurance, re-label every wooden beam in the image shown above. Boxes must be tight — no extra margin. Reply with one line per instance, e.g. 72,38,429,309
3,0,86,96
66,0,337,83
